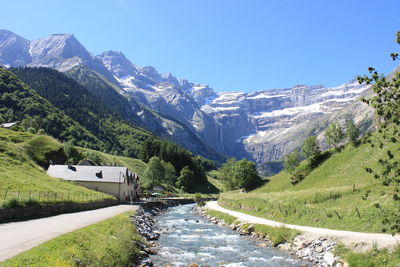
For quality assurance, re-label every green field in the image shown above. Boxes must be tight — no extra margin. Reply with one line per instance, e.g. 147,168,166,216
0,211,144,267
0,128,115,207
219,133,397,233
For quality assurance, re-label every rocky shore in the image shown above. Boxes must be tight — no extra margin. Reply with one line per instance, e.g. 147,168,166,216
196,206,347,267
130,199,194,267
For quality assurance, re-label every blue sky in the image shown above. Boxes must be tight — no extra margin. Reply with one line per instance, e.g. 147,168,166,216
1,0,399,92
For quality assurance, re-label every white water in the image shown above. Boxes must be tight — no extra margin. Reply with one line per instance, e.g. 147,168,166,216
149,204,308,266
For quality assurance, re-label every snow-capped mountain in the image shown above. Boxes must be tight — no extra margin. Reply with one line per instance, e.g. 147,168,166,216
194,81,372,165
0,29,374,172
98,49,373,170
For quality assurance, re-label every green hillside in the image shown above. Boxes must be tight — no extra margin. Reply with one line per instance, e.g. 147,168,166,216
0,67,102,150
65,65,137,122
219,132,397,233
10,67,152,158
0,128,113,206
66,65,226,165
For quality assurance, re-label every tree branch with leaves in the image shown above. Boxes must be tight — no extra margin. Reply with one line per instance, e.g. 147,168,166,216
357,30,400,234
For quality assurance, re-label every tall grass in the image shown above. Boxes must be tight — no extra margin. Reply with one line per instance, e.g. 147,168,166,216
335,243,400,267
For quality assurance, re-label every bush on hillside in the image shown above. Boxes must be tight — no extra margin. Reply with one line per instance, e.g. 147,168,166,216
290,169,307,185
194,193,205,207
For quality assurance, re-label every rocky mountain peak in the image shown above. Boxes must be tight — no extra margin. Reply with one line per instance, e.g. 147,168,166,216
28,33,92,70
161,72,179,85
99,50,138,78
178,78,191,90
0,30,31,67
0,29,377,174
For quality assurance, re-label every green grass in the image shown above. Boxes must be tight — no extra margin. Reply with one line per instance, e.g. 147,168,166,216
242,223,299,246
207,176,225,192
0,128,114,207
0,211,144,267
219,132,398,233
206,210,238,225
205,209,299,246
335,244,400,267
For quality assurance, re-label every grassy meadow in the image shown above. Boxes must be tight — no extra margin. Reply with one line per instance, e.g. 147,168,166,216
219,132,397,233
0,128,115,207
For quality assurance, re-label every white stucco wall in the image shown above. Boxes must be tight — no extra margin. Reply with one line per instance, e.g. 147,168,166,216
77,181,134,200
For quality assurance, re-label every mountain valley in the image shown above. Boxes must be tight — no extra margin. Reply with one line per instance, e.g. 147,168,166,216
0,29,374,172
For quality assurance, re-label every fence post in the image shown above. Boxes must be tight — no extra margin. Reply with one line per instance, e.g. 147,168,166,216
29,191,31,201
355,207,361,219
334,210,342,219
3,189,7,200
17,190,20,201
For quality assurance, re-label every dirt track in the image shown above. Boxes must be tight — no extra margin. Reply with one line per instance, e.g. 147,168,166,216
206,201,400,249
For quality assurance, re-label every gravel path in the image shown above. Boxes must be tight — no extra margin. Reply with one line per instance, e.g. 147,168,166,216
0,204,138,262
206,201,400,249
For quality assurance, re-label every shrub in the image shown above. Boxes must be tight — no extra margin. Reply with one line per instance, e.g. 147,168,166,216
2,199,23,209
290,169,307,185
194,193,205,207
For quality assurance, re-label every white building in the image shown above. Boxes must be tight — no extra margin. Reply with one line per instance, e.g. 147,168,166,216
47,165,140,201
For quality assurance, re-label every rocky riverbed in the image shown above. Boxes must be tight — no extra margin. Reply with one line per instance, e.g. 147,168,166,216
130,199,194,266
144,203,304,266
196,206,347,267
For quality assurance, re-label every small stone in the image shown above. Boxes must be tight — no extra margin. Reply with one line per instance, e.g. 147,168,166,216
257,242,268,247
247,224,255,233
315,246,323,253
277,243,292,250
323,251,336,266
293,241,305,249
302,247,312,256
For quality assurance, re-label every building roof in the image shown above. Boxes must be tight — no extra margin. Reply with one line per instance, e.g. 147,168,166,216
0,122,17,128
47,165,128,183
153,185,165,191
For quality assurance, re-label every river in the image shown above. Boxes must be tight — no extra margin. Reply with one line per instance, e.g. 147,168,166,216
149,204,308,266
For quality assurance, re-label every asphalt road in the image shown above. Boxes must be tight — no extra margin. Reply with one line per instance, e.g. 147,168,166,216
0,204,138,262
206,201,400,249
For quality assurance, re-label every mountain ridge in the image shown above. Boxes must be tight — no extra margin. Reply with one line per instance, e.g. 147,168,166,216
0,30,375,172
